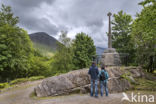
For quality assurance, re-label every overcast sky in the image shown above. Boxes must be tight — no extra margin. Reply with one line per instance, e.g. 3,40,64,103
0,0,143,48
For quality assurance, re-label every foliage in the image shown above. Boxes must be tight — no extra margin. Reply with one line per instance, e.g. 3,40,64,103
139,0,155,6
0,26,34,80
0,82,9,89
0,5,53,82
52,31,74,73
73,32,96,69
30,56,52,77
112,10,135,64
131,0,156,72
52,32,96,72
0,4,18,26
0,5,34,81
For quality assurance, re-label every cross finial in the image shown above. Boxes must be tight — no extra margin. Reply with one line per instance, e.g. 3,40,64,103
107,12,112,16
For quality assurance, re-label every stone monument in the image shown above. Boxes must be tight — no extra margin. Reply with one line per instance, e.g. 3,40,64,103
101,12,121,66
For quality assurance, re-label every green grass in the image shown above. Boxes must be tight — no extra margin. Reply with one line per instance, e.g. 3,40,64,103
0,82,9,89
133,78,156,91
0,76,45,90
10,78,29,85
154,70,156,77
28,76,45,81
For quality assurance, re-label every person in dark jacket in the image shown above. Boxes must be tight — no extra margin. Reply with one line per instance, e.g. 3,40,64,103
88,62,99,97
98,65,109,96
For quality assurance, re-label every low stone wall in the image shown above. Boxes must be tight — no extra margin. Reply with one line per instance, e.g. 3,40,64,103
34,66,144,97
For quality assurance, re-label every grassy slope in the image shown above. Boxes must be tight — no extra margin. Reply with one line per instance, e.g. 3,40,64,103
33,42,55,57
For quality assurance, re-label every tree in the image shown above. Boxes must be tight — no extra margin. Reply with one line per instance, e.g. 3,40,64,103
131,0,156,72
0,5,34,81
111,10,135,64
52,31,74,73
0,4,18,26
73,32,96,69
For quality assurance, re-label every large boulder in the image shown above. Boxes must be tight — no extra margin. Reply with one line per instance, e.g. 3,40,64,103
34,69,90,97
34,67,144,97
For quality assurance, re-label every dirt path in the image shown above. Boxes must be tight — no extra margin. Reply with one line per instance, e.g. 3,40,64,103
0,80,155,104
0,80,42,104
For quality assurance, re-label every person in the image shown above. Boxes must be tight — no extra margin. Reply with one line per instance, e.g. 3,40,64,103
88,62,99,98
99,65,109,97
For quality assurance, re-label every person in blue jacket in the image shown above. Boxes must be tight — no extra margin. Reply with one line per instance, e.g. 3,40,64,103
88,62,99,98
98,65,109,96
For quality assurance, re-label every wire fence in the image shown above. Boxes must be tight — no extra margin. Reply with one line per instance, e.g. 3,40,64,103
92,53,156,72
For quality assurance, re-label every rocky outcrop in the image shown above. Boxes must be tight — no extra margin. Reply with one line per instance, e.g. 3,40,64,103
35,69,90,97
34,66,144,97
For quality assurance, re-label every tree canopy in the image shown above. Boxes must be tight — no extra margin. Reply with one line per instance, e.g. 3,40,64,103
131,0,156,72
52,31,74,73
111,10,135,64
73,32,96,69
112,10,133,52
0,5,34,81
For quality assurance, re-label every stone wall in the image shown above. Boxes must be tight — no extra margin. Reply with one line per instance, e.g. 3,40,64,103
34,66,144,97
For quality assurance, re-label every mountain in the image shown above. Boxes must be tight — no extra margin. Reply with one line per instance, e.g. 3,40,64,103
29,32,106,57
96,47,106,56
29,32,59,57
29,32,58,50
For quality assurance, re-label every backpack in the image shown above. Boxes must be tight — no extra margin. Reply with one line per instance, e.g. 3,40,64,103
100,71,106,81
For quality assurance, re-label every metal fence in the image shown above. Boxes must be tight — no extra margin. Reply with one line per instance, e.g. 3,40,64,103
93,53,156,72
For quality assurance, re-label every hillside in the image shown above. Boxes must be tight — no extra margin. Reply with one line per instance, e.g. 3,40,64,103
29,32,59,57
29,32,105,57
29,32,58,50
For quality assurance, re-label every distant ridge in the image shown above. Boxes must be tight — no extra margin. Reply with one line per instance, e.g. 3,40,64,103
96,47,106,56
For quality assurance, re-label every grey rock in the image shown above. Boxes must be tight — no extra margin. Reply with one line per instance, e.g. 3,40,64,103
34,67,143,97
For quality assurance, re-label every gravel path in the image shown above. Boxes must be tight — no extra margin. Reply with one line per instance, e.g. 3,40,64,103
0,80,155,104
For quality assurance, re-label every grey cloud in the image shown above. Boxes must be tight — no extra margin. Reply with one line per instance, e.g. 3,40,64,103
20,16,58,35
1,0,58,35
4,0,55,8
0,0,143,48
